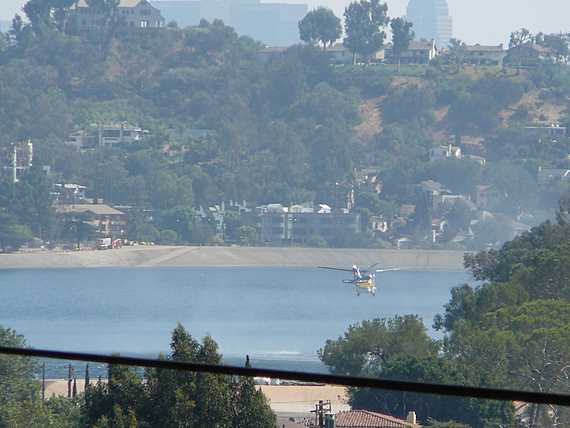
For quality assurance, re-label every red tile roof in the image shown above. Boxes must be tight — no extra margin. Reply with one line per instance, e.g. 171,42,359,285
335,410,421,428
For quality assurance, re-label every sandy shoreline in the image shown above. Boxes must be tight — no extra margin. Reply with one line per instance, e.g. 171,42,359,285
0,246,466,271
44,379,349,416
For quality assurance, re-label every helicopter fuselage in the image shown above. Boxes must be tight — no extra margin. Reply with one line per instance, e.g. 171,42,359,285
344,274,376,295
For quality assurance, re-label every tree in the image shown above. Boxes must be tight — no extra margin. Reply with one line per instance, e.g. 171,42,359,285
306,234,328,247
509,28,533,50
0,210,33,252
382,85,436,127
536,33,570,63
84,360,145,426
61,212,97,250
318,315,438,376
350,354,514,427
83,323,276,427
509,28,533,70
425,159,481,196
0,325,82,426
298,7,342,51
237,225,257,246
426,421,470,428
390,17,414,72
159,229,178,244
85,0,120,26
343,0,389,64
232,358,276,428
447,38,466,72
22,0,76,35
83,0,120,55
447,92,499,143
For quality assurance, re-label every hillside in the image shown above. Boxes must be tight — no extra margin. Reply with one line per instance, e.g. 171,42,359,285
1,6,570,251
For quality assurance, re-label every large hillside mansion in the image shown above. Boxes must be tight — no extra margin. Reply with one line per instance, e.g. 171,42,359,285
69,0,165,31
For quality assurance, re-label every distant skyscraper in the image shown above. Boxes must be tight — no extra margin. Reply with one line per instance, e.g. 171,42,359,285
406,0,452,48
153,0,307,47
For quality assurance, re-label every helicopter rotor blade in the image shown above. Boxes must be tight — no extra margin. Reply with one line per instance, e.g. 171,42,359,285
367,263,380,272
318,266,354,273
375,268,401,273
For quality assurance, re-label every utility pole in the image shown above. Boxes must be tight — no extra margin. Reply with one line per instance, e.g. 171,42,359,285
41,362,46,401
67,364,74,398
311,400,332,428
11,143,17,184
85,364,90,391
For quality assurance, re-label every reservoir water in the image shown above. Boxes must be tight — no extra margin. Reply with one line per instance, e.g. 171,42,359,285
0,267,468,373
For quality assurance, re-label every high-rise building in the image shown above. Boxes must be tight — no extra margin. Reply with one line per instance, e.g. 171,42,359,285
406,0,452,48
154,0,307,47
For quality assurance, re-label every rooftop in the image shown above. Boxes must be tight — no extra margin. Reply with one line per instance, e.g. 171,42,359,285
419,180,449,193
56,204,126,216
336,410,421,428
465,44,505,52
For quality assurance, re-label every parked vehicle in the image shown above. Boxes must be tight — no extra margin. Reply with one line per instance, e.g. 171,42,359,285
96,238,112,250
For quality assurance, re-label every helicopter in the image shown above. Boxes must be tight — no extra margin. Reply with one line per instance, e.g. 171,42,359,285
318,263,400,296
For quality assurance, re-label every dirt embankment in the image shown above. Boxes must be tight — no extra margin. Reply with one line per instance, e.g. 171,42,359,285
0,246,466,271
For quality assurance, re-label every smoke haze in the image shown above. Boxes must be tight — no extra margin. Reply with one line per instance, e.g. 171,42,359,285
1,0,569,45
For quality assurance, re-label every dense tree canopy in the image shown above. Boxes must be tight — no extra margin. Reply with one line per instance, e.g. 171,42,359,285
390,17,414,72
343,0,389,62
298,7,342,50
320,209,570,426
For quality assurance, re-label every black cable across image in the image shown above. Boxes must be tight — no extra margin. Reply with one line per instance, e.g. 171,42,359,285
0,346,569,407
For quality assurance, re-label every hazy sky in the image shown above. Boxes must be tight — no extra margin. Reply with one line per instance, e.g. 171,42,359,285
1,0,570,45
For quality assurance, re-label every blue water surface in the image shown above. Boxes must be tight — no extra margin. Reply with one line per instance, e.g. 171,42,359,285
0,268,469,365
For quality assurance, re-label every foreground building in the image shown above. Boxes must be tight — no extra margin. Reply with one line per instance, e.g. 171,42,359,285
406,0,452,48
335,409,421,427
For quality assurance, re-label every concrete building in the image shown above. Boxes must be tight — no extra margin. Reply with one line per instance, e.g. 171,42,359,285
56,204,129,237
154,0,307,46
67,123,147,149
406,0,452,48
257,204,360,244
69,0,165,32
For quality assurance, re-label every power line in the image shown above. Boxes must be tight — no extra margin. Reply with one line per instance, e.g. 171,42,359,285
0,346,569,407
